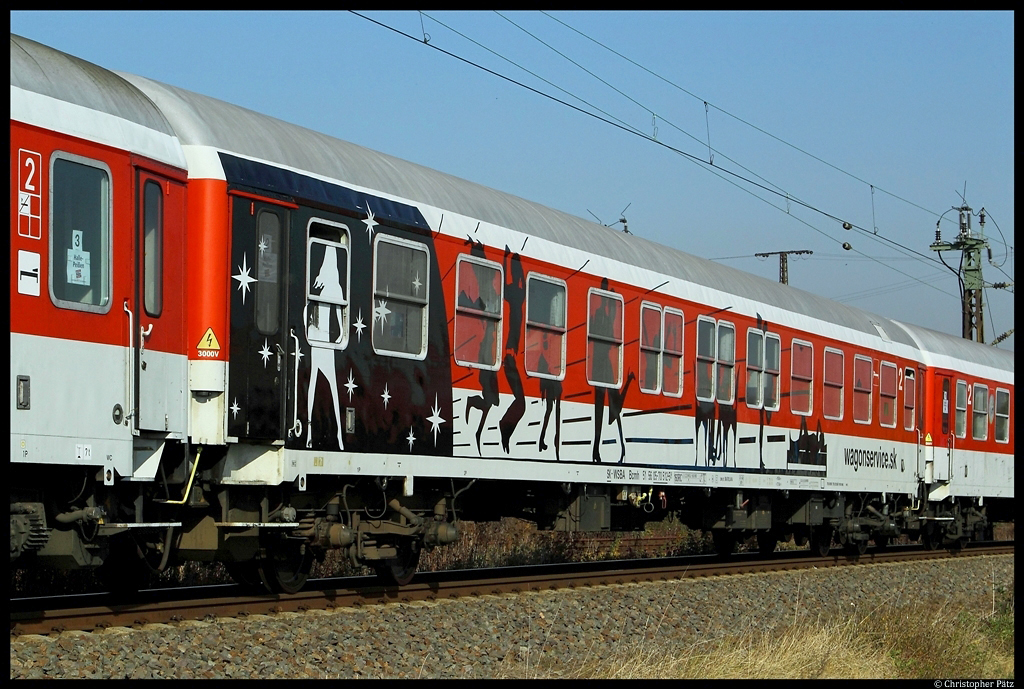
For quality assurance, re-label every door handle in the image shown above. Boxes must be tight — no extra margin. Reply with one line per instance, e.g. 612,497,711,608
140,323,153,356
275,343,285,372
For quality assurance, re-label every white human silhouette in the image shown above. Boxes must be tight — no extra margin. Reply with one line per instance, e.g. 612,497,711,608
305,244,345,449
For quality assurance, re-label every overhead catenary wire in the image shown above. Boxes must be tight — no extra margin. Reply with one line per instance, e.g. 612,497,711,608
350,11,966,301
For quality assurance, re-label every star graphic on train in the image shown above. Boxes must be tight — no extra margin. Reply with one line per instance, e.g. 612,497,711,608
406,427,416,452
257,235,269,256
353,309,366,342
374,299,391,332
230,397,240,419
426,394,445,446
258,339,272,367
412,272,422,296
232,253,257,304
344,369,358,401
381,383,391,409
362,206,378,244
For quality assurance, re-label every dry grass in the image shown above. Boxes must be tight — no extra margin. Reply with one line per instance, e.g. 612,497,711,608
496,591,1015,679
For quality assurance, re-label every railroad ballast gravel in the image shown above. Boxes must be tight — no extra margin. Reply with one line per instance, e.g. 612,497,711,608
10,555,1013,679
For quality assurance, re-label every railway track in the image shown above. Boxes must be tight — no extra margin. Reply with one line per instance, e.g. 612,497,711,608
10,542,1012,637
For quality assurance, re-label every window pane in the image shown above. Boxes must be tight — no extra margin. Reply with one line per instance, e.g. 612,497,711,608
746,330,763,407
589,292,622,341
588,339,621,385
791,341,812,415
455,312,499,367
663,352,682,396
455,258,501,367
853,357,872,423
526,277,566,378
879,363,897,427
525,327,564,378
972,384,988,440
51,157,110,309
904,370,916,431
824,350,843,386
955,381,967,437
374,238,428,357
697,319,715,359
255,211,281,335
457,260,501,315
664,312,683,355
527,278,565,328
588,291,622,386
640,305,662,392
716,324,735,404
763,335,780,410
995,389,1009,442
378,241,428,302
306,234,349,347
143,181,162,317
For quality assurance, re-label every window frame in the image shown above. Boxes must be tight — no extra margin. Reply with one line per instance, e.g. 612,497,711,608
971,383,989,441
48,151,114,314
789,338,814,417
661,307,685,398
371,233,430,360
695,316,717,403
304,218,351,351
586,286,624,388
142,179,163,318
878,361,898,429
954,379,968,439
639,301,664,394
994,388,1010,443
763,333,781,412
745,328,764,410
524,273,568,382
716,320,736,405
822,347,844,421
453,253,504,371
903,368,916,432
853,355,873,425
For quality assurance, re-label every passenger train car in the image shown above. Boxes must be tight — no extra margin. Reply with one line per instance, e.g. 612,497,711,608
10,34,1013,592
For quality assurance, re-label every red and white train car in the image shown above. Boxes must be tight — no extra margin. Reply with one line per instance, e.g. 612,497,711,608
10,34,1013,591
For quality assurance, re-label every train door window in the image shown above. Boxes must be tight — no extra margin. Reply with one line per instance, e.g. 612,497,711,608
455,255,503,369
790,339,813,416
823,347,844,420
639,303,663,393
763,333,781,411
971,383,988,441
142,180,163,317
254,210,282,335
994,388,1009,443
662,308,684,398
49,153,112,313
903,368,916,431
586,288,623,387
879,362,897,428
716,321,736,405
372,235,429,359
746,329,764,409
954,380,967,438
695,316,716,402
305,220,350,349
525,274,567,379
853,355,872,424
941,378,950,435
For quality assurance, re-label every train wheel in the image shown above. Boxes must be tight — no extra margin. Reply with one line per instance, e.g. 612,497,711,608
921,523,940,550
844,539,868,556
260,538,313,594
374,540,421,586
756,530,779,556
711,530,737,557
809,526,833,557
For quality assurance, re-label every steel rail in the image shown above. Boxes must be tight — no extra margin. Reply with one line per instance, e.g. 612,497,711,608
10,543,1012,637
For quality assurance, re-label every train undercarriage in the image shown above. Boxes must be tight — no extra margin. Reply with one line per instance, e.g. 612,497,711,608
10,446,1008,594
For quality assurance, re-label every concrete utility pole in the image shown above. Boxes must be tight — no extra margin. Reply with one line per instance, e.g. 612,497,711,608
930,204,989,343
755,249,813,285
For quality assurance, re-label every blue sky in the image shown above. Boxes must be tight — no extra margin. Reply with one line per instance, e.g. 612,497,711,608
11,11,1014,349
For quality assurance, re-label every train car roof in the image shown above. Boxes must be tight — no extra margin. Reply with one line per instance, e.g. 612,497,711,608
10,34,175,137
892,321,1015,376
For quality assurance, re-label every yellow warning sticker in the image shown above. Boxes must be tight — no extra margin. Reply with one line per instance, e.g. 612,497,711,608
197,328,221,351
924,433,932,445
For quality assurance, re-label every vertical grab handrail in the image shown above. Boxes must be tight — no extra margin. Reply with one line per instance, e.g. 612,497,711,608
123,300,134,423
289,328,303,438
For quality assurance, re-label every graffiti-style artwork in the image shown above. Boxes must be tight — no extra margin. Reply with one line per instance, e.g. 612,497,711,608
716,401,737,467
754,315,776,471
695,398,717,466
538,374,561,458
304,243,346,450
461,238,501,455
526,275,567,459
788,415,827,469
589,278,630,463
499,247,526,453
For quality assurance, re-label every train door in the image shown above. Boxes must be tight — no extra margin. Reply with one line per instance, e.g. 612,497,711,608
933,373,953,483
227,195,291,441
133,163,187,435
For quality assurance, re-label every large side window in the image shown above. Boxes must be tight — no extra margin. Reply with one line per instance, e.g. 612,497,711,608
763,333,781,411
972,383,988,441
994,388,1009,443
790,339,813,415
454,255,502,369
716,321,736,404
639,303,663,394
954,380,967,438
745,329,764,409
49,153,112,312
823,348,844,420
255,210,282,335
587,288,623,387
662,309,684,398
879,362,897,428
903,368,916,431
373,235,428,359
305,220,350,349
142,180,163,317
696,317,716,402
525,275,567,379
853,355,872,424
